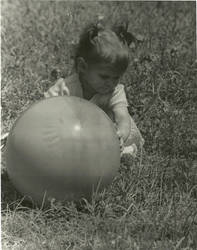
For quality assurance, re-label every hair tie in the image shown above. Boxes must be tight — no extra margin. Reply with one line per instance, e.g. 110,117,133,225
96,15,105,30
89,26,98,41
96,22,104,31
113,23,136,46
89,17,105,43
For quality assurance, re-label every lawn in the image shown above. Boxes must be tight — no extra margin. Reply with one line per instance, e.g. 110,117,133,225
1,1,197,249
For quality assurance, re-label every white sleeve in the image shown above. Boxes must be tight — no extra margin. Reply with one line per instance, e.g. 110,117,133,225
44,78,70,98
109,84,128,110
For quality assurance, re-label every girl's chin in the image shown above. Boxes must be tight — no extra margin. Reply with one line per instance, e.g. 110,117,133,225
98,88,113,94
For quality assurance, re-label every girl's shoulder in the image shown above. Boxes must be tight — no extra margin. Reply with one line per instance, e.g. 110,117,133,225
113,83,125,94
91,84,127,107
109,84,128,108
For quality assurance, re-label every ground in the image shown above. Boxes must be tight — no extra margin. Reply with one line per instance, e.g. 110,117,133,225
1,1,197,249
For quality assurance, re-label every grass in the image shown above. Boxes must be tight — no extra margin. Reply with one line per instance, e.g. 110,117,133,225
1,1,197,249
2,154,196,249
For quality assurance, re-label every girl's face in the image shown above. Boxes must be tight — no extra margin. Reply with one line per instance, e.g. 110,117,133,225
81,62,123,95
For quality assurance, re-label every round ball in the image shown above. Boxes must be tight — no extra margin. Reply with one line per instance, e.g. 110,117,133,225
6,96,120,206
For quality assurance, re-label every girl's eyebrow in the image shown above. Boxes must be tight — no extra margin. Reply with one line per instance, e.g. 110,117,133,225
99,74,110,78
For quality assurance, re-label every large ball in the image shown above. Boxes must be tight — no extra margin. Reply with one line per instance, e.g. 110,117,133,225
6,96,120,207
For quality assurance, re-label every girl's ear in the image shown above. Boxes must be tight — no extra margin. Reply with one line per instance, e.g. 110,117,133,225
76,57,88,73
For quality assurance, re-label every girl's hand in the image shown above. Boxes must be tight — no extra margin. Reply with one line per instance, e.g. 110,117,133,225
116,130,138,158
44,78,70,98
123,144,138,158
126,117,145,150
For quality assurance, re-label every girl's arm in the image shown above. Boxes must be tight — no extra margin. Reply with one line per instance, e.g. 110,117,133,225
113,106,131,142
113,106,144,149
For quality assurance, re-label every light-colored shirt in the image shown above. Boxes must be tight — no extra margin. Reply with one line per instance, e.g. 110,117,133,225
44,73,144,149
44,73,128,120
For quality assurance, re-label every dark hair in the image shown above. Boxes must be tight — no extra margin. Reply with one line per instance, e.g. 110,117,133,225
75,21,129,73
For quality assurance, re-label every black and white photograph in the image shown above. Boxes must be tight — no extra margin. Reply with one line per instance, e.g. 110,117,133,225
1,0,196,249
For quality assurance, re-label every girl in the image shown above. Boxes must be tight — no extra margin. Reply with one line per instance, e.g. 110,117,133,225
44,21,144,156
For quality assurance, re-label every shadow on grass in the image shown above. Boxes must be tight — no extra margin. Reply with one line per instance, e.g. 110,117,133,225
1,152,36,210
1,155,101,213
1,169,37,210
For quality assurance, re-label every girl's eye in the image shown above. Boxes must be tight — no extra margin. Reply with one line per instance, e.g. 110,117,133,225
100,75,109,80
114,76,119,81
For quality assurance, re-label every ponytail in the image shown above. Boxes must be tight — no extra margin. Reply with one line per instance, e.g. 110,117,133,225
75,18,129,73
